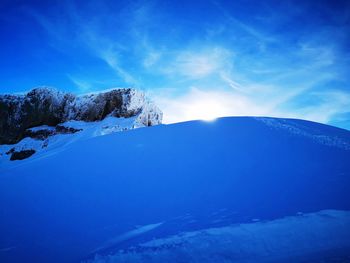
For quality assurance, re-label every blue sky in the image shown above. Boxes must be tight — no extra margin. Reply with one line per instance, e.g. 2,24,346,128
0,0,350,128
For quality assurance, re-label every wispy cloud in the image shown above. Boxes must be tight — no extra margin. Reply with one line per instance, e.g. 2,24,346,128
21,0,350,129
66,75,92,92
98,49,139,86
26,1,139,86
157,47,233,79
288,90,350,123
143,51,162,68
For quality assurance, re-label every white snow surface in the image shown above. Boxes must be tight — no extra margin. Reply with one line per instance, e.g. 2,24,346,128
0,115,156,168
1,117,350,263
86,210,350,263
256,117,350,150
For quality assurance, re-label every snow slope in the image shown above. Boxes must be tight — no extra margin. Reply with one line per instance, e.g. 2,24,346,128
0,115,151,168
0,117,350,263
86,210,350,263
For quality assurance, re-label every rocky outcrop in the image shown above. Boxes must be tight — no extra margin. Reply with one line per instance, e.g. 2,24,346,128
23,125,82,140
55,125,82,134
0,87,162,145
10,149,36,161
23,127,56,140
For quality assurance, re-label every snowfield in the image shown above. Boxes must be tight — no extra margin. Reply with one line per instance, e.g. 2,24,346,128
0,117,350,263
86,210,350,263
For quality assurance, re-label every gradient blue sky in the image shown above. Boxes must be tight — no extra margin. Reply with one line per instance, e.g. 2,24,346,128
0,0,349,128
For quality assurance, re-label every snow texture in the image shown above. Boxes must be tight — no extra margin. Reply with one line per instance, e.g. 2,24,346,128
86,210,350,263
0,115,155,167
0,117,349,263
256,117,350,150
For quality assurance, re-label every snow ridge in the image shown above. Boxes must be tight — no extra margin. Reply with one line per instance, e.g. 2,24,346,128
256,117,350,150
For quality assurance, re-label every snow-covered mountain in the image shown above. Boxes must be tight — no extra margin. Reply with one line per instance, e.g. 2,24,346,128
0,115,350,263
0,87,162,164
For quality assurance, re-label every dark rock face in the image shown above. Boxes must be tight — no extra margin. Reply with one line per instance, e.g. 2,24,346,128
23,128,56,140
10,149,36,161
5,148,15,155
0,87,162,145
23,125,81,140
55,125,82,134
69,90,125,121
0,88,73,144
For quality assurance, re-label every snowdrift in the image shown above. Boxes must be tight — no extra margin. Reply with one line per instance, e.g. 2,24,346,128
0,117,350,263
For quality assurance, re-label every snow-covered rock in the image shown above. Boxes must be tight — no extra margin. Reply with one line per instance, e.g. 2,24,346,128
0,87,162,162
0,87,162,145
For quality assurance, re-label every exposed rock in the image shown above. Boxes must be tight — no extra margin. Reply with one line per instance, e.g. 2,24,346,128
0,87,162,145
24,128,56,140
55,125,82,134
6,148,15,155
0,88,68,144
10,149,36,161
42,140,49,148
22,125,81,140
